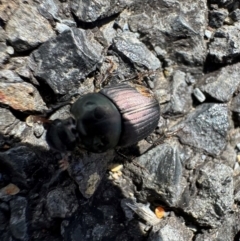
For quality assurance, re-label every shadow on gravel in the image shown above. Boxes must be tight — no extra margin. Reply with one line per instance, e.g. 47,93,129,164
0,133,148,241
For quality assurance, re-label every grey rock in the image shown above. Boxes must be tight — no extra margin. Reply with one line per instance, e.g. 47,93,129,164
70,0,132,22
127,143,184,206
6,57,34,83
113,32,161,70
0,108,19,135
204,29,213,39
69,149,115,198
61,19,77,28
176,103,229,155
99,20,117,45
9,197,28,240
46,186,78,218
209,9,228,28
0,27,7,42
209,23,240,63
229,9,240,22
0,69,22,83
220,144,236,168
148,216,193,241
129,0,207,70
194,213,240,241
55,23,71,33
0,42,9,65
185,152,206,170
6,46,14,55
166,70,193,114
30,28,103,94
37,0,60,20
231,92,240,113
193,88,206,102
5,3,55,52
185,161,233,227
150,71,171,104
199,63,240,102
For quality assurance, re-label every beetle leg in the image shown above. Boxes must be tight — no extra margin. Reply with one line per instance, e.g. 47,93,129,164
58,153,70,171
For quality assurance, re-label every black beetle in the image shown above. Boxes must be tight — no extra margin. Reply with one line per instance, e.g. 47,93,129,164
46,83,160,153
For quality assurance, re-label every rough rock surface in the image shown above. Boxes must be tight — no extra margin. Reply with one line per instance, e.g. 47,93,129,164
30,28,103,94
176,104,229,155
1,0,240,240
0,81,47,112
199,63,240,102
71,0,132,22
209,23,240,63
184,160,234,227
5,3,55,52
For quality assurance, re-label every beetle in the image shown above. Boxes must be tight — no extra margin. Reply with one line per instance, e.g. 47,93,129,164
46,83,160,153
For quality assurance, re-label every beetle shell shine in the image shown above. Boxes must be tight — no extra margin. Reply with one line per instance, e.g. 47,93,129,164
100,83,160,147
46,83,160,153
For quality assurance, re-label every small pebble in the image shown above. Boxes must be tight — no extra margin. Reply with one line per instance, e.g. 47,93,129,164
205,29,213,39
193,88,206,102
6,46,14,55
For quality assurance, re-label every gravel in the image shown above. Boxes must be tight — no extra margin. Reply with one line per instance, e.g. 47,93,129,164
1,0,240,240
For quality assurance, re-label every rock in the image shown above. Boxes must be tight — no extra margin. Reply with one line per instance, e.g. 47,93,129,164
204,29,213,39
0,108,20,135
185,161,233,227
199,63,240,102
0,203,9,231
0,81,47,112
46,185,78,218
70,0,131,22
209,9,228,28
220,144,236,168
0,69,24,82
0,27,7,42
30,28,103,94
176,103,229,155
68,149,114,198
37,0,60,20
99,20,117,45
126,143,184,206
0,0,19,23
165,70,193,114
194,216,239,241
209,23,240,63
148,216,193,241
185,153,206,170
229,9,240,22
128,0,207,70
113,32,161,70
0,47,9,66
55,23,71,33
9,197,28,240
231,93,240,113
193,88,206,103
6,57,32,81
5,3,55,52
